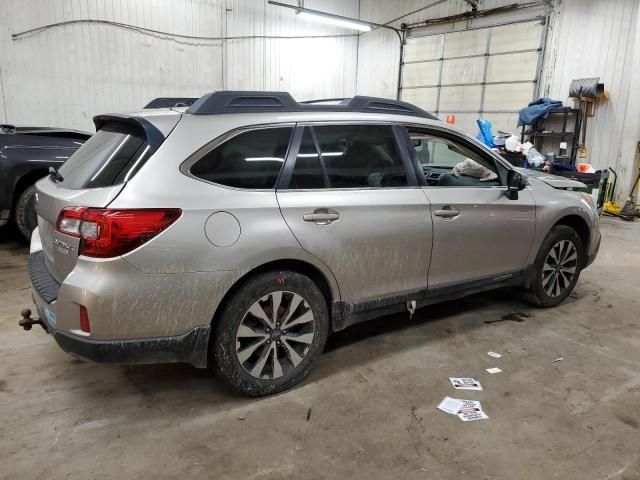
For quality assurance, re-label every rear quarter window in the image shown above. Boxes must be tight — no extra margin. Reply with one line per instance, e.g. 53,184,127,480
57,122,150,189
189,127,293,189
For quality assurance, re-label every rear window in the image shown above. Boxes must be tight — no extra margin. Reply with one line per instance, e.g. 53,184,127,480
189,127,293,189
57,122,150,189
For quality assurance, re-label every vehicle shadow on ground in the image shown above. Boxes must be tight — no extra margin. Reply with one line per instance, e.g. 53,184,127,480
0,224,29,251
80,287,541,409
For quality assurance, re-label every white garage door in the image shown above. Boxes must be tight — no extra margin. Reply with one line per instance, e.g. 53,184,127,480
400,20,544,135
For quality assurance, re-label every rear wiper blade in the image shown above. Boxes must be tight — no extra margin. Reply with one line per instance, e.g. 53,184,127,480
49,166,64,183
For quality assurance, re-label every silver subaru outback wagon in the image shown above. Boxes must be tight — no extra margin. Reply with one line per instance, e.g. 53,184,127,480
21,91,600,396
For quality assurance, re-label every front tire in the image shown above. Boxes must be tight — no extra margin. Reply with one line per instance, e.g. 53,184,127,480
211,270,329,396
524,225,584,307
15,185,38,241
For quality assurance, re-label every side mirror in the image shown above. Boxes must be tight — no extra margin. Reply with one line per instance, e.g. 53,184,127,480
506,170,527,200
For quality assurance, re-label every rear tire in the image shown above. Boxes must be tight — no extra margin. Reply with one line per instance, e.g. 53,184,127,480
15,185,38,241
523,225,584,307
211,270,329,396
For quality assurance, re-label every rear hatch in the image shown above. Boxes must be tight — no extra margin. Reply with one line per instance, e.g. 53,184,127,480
36,117,162,283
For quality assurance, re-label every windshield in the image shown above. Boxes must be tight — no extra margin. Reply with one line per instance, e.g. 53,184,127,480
57,122,149,189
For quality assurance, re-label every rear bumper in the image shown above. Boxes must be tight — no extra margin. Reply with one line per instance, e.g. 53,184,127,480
26,238,219,368
52,325,211,367
29,288,211,368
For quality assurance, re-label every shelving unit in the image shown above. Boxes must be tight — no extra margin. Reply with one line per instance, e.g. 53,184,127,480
520,106,582,164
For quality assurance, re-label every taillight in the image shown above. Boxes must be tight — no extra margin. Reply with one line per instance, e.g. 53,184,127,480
56,208,181,258
79,305,91,333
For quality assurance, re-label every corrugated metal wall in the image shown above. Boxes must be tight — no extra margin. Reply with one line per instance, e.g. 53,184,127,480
540,0,640,202
1,0,638,201
0,0,359,131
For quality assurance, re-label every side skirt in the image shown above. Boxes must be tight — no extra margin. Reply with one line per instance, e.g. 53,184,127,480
331,266,535,332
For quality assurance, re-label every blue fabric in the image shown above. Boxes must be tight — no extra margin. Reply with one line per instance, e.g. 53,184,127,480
550,162,577,172
476,118,495,147
527,162,577,172
518,97,563,126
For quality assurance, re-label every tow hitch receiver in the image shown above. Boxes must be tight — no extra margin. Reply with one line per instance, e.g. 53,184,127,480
19,309,48,333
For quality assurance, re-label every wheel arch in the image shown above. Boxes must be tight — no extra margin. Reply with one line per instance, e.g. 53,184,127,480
210,258,338,337
552,214,590,263
12,169,48,208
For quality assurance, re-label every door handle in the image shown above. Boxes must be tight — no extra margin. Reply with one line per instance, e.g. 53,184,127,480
303,209,340,224
434,207,460,219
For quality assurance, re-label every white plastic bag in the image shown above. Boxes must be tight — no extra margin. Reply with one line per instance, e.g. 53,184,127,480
504,135,520,152
526,147,545,167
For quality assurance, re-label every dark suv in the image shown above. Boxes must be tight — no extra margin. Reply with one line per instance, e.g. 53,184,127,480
0,124,90,239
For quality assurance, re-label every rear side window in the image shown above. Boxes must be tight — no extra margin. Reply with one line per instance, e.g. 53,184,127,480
289,125,408,189
58,122,150,189
190,127,293,189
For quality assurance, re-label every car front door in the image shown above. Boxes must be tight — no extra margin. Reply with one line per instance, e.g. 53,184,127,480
404,126,536,288
277,124,432,306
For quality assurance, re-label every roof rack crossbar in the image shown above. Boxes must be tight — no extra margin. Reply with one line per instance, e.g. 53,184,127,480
186,91,438,120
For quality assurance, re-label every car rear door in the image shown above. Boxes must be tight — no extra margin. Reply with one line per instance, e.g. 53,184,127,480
277,123,432,305
35,119,164,283
403,125,536,288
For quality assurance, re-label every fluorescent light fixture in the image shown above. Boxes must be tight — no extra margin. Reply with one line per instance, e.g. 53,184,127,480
298,152,344,158
297,11,371,32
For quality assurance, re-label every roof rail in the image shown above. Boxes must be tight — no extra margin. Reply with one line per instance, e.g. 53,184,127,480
144,97,198,109
186,91,438,120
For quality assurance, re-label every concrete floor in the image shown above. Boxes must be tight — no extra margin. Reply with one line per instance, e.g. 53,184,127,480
1,218,639,480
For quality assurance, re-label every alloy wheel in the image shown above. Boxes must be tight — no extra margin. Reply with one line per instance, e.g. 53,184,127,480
235,291,316,379
542,239,578,297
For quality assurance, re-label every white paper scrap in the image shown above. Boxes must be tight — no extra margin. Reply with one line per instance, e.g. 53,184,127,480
449,377,483,391
486,367,502,374
438,397,490,421
457,400,489,422
437,396,464,415
487,351,502,358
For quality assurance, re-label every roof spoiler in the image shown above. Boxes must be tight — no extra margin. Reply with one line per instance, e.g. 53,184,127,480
144,97,198,109
93,114,165,153
186,91,438,120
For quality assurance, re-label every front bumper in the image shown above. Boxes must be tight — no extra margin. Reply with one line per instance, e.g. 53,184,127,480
585,231,601,268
